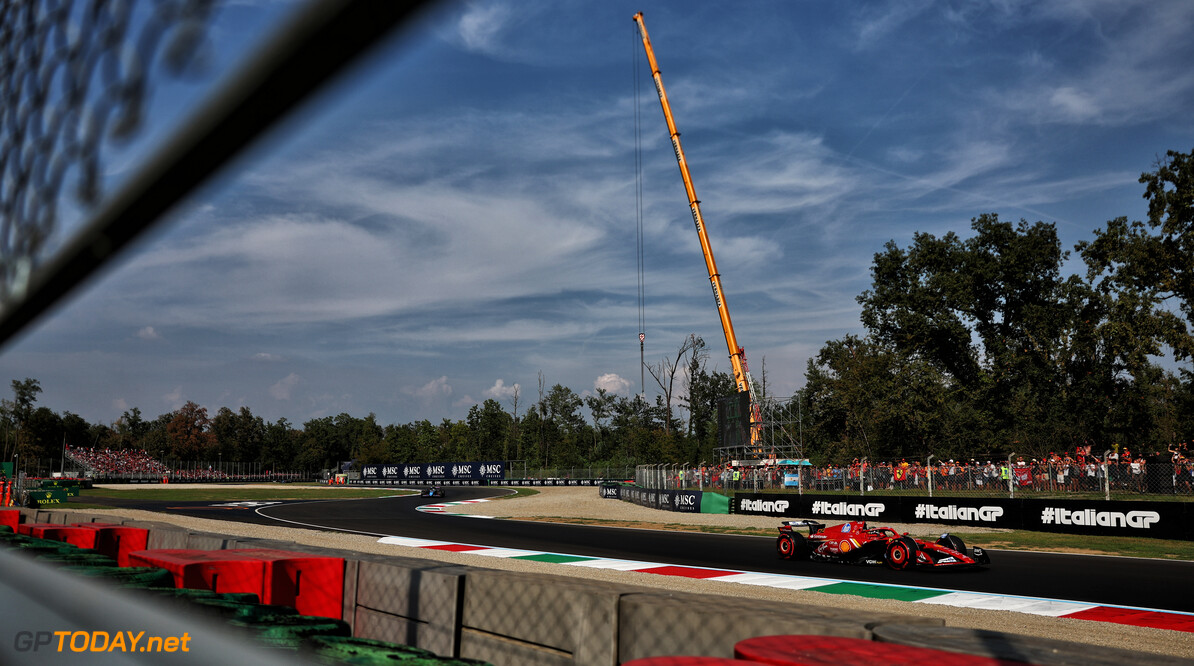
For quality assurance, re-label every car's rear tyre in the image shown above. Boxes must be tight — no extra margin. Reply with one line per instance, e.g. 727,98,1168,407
936,533,967,555
885,536,918,571
777,534,796,560
777,533,809,560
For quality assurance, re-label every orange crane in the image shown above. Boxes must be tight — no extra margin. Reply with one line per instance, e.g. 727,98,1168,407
633,12,761,447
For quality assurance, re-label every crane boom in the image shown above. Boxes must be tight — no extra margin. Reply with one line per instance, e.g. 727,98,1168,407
633,12,758,409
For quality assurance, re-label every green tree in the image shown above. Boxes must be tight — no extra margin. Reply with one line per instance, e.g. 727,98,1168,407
61,412,91,450
6,378,42,460
467,399,509,461
167,402,215,460
585,388,617,461
115,407,147,449
262,418,299,472
1078,147,1194,365
857,214,1137,454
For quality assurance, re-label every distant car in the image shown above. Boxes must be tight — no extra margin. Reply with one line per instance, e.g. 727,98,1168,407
777,519,990,571
420,486,445,498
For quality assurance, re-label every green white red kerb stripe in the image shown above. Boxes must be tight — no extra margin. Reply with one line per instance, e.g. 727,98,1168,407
398,500,1194,634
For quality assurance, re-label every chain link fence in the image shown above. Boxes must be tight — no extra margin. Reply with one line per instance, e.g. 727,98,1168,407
635,457,1194,500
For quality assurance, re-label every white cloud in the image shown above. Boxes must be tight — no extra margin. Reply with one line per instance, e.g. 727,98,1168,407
270,373,301,400
136,326,160,340
112,398,129,412
594,373,632,395
854,0,936,48
453,395,478,410
163,387,183,409
455,2,513,54
994,2,1194,126
483,379,520,399
253,352,284,362
413,376,453,400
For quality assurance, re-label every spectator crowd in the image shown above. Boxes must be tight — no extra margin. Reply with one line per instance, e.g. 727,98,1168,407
65,445,169,476
652,443,1194,496
63,445,304,481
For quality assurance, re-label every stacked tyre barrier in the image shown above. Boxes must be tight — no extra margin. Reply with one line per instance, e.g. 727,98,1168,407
0,512,489,665
2,507,1189,665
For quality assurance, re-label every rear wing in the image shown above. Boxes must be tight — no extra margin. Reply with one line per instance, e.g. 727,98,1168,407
780,520,824,535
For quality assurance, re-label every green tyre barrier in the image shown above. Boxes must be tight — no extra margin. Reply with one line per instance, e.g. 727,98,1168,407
308,636,493,665
15,541,80,555
229,614,351,650
190,597,299,621
67,565,176,588
141,588,262,605
309,636,435,663
36,553,118,567
142,587,221,602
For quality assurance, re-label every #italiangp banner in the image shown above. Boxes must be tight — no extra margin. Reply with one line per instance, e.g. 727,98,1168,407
730,493,1194,541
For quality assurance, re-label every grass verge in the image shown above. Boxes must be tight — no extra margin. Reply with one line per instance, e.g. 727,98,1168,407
72,487,412,502
491,488,540,500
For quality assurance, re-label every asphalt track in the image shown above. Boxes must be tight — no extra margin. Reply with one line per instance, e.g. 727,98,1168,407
92,487,1194,614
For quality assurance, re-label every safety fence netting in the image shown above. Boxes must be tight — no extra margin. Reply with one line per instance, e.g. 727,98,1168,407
637,457,1194,499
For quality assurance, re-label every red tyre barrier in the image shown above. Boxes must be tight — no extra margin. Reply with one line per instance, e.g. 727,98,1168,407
69,524,150,567
38,526,99,549
223,549,345,619
127,549,265,595
21,523,100,549
0,508,19,530
623,659,764,666
734,635,1021,665
125,548,344,618
16,521,45,536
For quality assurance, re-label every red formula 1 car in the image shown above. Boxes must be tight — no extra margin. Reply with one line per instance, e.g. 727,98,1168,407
776,520,990,571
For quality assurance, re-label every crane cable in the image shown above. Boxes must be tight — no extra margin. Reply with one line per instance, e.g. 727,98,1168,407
633,20,646,398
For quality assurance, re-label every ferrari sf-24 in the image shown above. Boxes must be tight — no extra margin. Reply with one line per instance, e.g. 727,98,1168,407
777,519,990,571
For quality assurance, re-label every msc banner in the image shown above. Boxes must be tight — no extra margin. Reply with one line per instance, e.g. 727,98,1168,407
731,493,1194,541
605,485,703,513
360,461,504,481
501,478,605,487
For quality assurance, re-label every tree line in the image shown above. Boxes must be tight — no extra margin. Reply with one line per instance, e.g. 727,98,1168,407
3,148,1192,474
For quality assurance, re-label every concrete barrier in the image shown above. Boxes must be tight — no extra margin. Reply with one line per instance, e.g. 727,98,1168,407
616,591,913,663
459,570,647,665
353,557,473,657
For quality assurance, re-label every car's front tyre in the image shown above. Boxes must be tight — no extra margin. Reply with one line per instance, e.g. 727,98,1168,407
885,536,918,571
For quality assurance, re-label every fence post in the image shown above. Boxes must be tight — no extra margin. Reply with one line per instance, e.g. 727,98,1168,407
1008,452,1016,499
926,455,934,498
1103,450,1111,501
860,458,867,496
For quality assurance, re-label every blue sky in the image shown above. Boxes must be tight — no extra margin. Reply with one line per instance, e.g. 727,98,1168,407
4,0,1194,428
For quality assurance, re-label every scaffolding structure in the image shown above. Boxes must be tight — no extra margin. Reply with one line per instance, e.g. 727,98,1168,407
715,394,806,465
